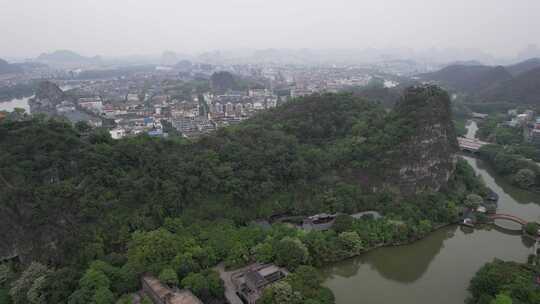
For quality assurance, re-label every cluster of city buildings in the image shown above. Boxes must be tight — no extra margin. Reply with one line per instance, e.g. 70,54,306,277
502,109,540,145
103,88,283,139
93,66,396,139
2,59,400,139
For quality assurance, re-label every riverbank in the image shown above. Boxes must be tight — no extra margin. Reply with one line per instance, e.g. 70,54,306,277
0,95,31,113
471,117,540,192
348,222,456,260
323,224,535,304
322,121,540,304
476,144,540,192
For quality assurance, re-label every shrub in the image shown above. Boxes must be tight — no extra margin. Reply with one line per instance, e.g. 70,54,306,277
158,268,179,287
512,168,536,189
524,222,538,236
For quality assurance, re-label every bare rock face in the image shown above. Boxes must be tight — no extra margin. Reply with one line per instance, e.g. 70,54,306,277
387,85,459,196
29,81,65,115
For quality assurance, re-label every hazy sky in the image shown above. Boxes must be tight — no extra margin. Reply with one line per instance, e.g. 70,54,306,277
1,0,539,58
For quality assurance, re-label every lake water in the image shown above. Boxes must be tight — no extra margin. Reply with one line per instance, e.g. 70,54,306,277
322,121,540,304
0,83,76,114
0,96,32,113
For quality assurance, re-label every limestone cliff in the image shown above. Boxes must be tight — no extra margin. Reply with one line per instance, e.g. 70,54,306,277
29,81,66,115
385,85,459,195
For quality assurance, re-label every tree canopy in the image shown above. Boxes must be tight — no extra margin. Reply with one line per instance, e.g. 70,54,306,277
0,90,485,303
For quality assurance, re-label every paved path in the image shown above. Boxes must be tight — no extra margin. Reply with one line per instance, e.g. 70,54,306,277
215,263,244,304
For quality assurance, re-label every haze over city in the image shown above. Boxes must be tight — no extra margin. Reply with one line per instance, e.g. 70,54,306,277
2,0,540,62
3,1,540,304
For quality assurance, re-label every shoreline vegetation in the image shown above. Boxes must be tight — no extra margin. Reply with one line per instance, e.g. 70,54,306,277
457,113,540,304
0,89,489,304
467,259,540,304
467,113,540,192
478,144,540,193
319,221,456,271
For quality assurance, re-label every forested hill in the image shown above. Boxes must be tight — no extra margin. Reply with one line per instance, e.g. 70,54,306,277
417,59,540,104
417,64,512,94
506,57,540,76
0,86,458,267
478,67,540,104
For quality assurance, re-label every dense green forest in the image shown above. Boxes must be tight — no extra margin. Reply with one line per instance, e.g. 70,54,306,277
418,59,540,105
0,91,486,303
467,259,540,304
476,115,540,191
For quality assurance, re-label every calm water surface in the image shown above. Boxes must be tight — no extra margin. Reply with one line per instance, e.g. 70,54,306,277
0,84,75,113
323,121,540,304
0,96,31,113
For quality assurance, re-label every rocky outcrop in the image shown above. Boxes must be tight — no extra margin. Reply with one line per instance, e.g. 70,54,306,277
29,81,66,115
386,85,459,195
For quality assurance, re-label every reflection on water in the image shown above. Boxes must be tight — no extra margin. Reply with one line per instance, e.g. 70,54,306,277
0,84,75,114
323,225,532,304
462,120,540,218
323,120,540,304
492,219,524,232
463,156,540,222
491,224,523,236
324,227,453,283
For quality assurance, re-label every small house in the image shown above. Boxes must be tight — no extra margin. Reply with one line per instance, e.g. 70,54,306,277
141,275,203,304
476,206,487,214
231,263,288,304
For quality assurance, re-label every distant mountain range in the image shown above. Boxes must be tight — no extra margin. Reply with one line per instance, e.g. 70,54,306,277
36,50,101,67
417,58,540,104
419,65,512,93
505,58,540,76
478,67,540,104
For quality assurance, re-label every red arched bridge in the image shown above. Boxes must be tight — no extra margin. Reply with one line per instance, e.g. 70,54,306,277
489,214,528,226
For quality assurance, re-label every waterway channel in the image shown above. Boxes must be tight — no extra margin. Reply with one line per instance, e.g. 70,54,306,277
322,120,540,304
0,84,78,113
0,96,31,113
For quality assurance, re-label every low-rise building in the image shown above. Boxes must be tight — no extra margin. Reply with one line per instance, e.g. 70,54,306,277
472,112,488,119
141,275,203,304
231,264,288,304
302,213,337,231
110,128,126,139
127,93,139,102
531,129,540,145
79,97,103,114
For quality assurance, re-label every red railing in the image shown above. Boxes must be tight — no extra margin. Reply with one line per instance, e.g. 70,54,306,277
489,214,528,225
